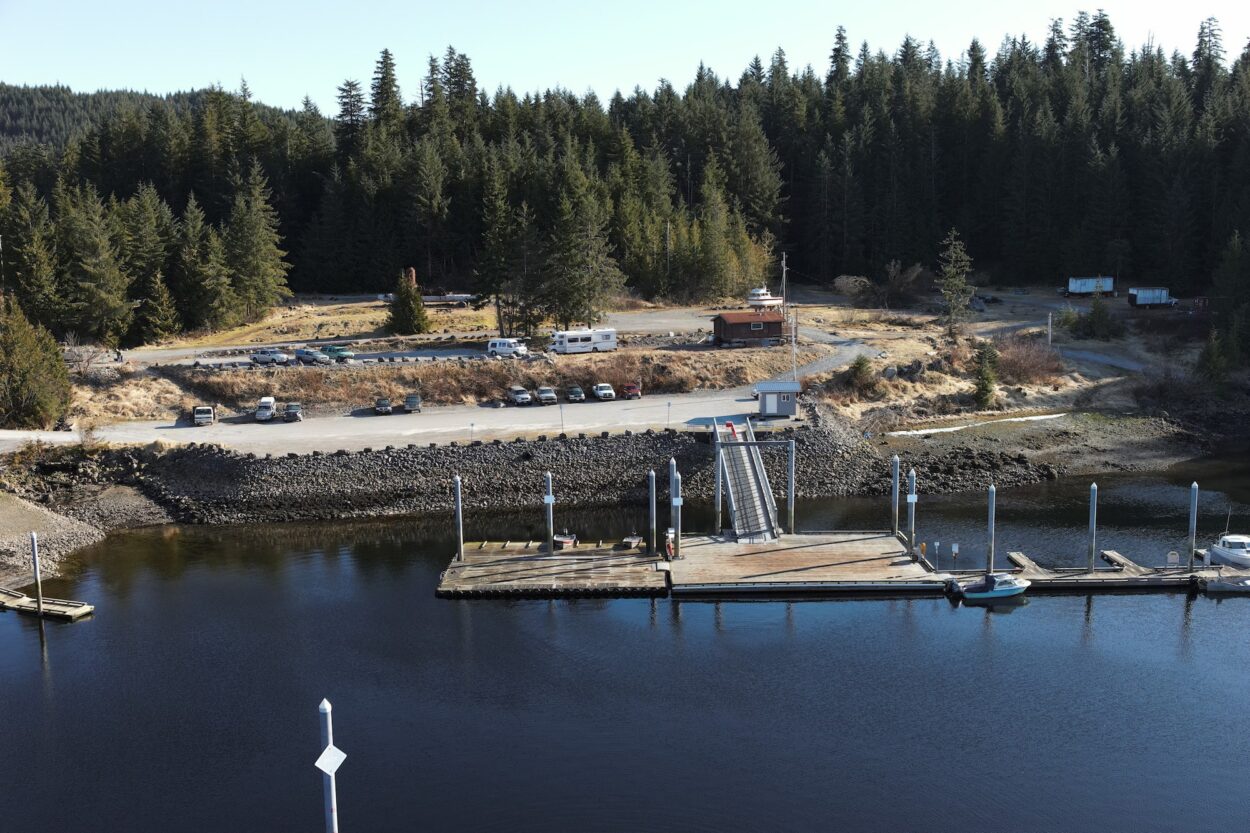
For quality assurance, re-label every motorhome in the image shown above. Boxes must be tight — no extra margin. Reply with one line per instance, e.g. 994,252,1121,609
550,328,618,354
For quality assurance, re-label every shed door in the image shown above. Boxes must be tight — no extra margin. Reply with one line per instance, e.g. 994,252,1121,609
763,393,778,413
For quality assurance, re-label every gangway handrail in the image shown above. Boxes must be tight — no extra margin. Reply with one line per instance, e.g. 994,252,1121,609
742,419,781,535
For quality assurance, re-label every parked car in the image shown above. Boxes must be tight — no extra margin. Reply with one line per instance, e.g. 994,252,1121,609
403,394,422,413
487,338,529,358
592,383,616,401
536,386,558,405
507,385,532,406
321,345,356,361
565,385,586,403
191,405,215,426
250,347,291,366
283,402,304,422
255,396,277,422
374,397,393,415
621,383,642,400
294,347,331,365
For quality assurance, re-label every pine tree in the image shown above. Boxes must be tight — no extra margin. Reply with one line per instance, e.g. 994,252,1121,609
171,193,239,330
412,137,449,279
121,183,178,343
129,270,179,344
1195,329,1228,383
974,341,999,408
369,49,405,135
57,183,133,345
545,176,625,329
0,294,71,429
224,164,291,320
5,181,62,329
936,228,974,337
334,79,367,162
387,269,430,334
477,157,514,335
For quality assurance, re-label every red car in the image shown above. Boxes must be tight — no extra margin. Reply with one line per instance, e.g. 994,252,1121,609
622,383,642,400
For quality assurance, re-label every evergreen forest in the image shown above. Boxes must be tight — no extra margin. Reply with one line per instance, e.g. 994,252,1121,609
2,11,1250,346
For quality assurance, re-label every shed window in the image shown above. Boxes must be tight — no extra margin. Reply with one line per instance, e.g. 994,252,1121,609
781,394,791,402
750,322,764,331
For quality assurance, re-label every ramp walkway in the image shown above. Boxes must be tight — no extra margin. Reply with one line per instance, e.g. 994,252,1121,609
716,420,781,543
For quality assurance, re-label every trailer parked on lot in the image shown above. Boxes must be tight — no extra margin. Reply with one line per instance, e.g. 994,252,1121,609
1061,276,1116,297
550,328,618,353
1128,287,1177,308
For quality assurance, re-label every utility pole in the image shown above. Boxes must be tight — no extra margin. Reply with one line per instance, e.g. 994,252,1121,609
783,252,797,381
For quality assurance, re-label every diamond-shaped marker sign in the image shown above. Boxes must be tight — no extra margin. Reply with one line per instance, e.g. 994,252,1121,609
315,744,346,776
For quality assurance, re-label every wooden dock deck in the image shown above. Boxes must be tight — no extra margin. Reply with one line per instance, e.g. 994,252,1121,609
669,532,941,595
436,534,1244,600
437,541,668,598
0,587,95,621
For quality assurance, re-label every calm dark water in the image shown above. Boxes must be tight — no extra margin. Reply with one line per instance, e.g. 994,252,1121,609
3,458,1250,832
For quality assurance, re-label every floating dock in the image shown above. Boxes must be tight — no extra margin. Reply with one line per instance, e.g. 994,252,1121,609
437,541,667,598
0,587,95,621
437,537,1245,600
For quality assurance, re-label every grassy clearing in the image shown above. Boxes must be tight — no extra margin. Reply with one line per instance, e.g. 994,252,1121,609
72,366,199,422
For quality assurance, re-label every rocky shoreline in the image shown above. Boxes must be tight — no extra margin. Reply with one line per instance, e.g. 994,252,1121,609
1,402,1207,579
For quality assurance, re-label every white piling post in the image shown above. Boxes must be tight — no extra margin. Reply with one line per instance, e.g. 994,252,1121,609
906,468,917,557
987,483,996,575
787,439,797,535
1188,481,1199,570
316,699,343,833
713,436,723,535
890,455,900,537
672,469,683,560
648,469,657,555
1087,482,1098,573
453,475,464,562
1047,312,1053,345
544,471,555,553
30,531,44,617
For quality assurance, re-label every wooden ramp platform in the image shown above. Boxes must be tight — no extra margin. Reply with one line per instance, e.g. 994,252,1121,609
669,532,943,596
0,587,94,621
1005,550,1248,590
437,541,667,598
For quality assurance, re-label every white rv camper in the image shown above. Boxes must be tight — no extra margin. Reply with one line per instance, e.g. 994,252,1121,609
550,328,618,354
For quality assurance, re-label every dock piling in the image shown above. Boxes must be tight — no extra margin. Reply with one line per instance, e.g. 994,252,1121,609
906,469,917,556
454,476,464,562
1187,481,1199,570
1088,482,1098,573
648,470,657,555
713,433,723,535
787,439,796,535
987,483,996,574
544,472,555,554
890,456,900,536
672,465,683,560
30,532,43,617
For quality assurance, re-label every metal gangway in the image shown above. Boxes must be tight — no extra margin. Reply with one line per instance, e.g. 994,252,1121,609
714,419,784,543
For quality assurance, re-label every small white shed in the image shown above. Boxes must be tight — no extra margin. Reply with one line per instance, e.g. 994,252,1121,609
756,381,801,418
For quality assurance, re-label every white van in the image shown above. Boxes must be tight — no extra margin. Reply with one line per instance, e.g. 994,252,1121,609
550,328,618,354
486,338,528,358
255,396,277,422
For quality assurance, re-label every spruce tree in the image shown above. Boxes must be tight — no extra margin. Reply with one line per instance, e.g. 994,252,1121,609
477,157,514,335
224,164,291,320
387,270,430,335
1195,329,1228,383
6,182,62,329
412,137,449,279
0,295,71,429
936,228,975,338
369,49,405,135
57,183,133,345
171,194,239,330
974,342,999,408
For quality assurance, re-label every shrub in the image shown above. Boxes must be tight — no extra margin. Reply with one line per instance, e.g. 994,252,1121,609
973,342,999,408
845,355,876,393
1068,296,1125,340
1195,329,1228,383
994,335,1064,384
0,296,72,429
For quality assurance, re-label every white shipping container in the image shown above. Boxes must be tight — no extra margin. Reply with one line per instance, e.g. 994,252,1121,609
1128,287,1176,307
1065,276,1116,296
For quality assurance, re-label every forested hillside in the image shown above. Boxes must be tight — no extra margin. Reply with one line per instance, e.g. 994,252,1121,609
2,10,1250,348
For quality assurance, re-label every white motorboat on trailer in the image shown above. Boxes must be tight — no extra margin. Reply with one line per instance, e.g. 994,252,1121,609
955,573,1031,601
746,286,784,308
1208,534,1250,568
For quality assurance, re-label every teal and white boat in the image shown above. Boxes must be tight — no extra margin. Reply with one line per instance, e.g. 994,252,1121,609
959,573,1031,601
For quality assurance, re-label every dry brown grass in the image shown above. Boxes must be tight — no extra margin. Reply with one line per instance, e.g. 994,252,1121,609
994,335,1064,384
154,347,826,410
72,366,198,421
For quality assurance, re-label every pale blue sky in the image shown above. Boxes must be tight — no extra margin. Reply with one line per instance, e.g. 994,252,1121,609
1,1,1247,111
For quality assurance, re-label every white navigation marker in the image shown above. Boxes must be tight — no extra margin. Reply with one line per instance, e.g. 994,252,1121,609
316,699,345,833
